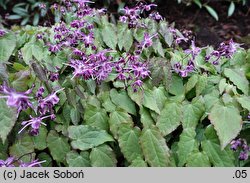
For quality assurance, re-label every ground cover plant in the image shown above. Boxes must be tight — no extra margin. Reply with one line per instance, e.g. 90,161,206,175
0,0,250,167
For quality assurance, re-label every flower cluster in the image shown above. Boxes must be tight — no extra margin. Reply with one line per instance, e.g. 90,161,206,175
119,2,160,28
0,156,45,167
205,39,241,65
170,28,192,45
0,82,33,117
135,33,158,55
173,40,200,77
231,138,250,161
0,29,6,37
0,81,62,135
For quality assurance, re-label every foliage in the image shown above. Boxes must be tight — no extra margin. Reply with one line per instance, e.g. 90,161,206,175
177,0,248,20
0,0,250,167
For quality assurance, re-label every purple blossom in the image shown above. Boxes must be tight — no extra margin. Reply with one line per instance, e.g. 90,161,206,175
144,4,157,11
231,138,250,161
0,156,46,167
239,151,249,161
18,114,54,135
185,40,201,60
36,86,45,99
0,157,16,167
173,61,194,77
149,12,163,21
0,29,7,37
206,39,241,65
49,72,59,82
38,88,63,115
132,62,150,79
230,139,242,151
132,80,143,92
48,44,61,53
0,82,33,117
36,33,43,40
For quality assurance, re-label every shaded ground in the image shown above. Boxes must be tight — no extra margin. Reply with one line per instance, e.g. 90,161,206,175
1,1,250,48
157,1,250,48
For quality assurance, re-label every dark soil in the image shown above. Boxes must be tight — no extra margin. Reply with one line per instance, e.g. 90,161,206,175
1,1,250,48
157,1,250,48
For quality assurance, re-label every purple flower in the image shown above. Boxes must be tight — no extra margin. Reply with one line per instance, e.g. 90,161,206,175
239,151,249,161
0,82,33,117
18,114,54,135
36,33,43,40
19,159,46,167
206,39,241,65
185,40,201,60
49,72,59,82
230,139,242,151
0,157,16,167
48,44,61,53
36,87,45,99
0,29,7,37
38,88,63,115
132,62,150,79
132,80,143,92
144,4,157,11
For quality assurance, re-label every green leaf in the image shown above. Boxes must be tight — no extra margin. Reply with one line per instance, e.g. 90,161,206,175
47,130,70,162
66,151,91,167
0,31,16,63
177,128,199,166
32,126,47,150
101,23,117,49
236,95,250,111
140,126,170,166
204,90,220,111
182,97,205,128
185,74,198,93
90,144,117,167
186,152,211,167
21,42,45,64
196,75,207,96
201,125,235,166
127,86,144,106
169,75,184,96
70,108,80,125
140,107,155,129
224,68,249,94
109,110,133,139
142,89,161,114
118,123,143,162
9,134,34,162
153,87,168,111
110,89,136,115
68,125,114,151
117,23,133,51
129,156,147,167
228,2,235,17
37,152,53,167
194,0,202,8
84,105,109,130
156,101,182,136
99,92,116,112
209,103,242,149
204,5,219,21
0,100,17,143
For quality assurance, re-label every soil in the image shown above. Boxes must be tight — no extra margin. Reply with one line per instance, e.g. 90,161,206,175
157,1,250,48
1,1,250,48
